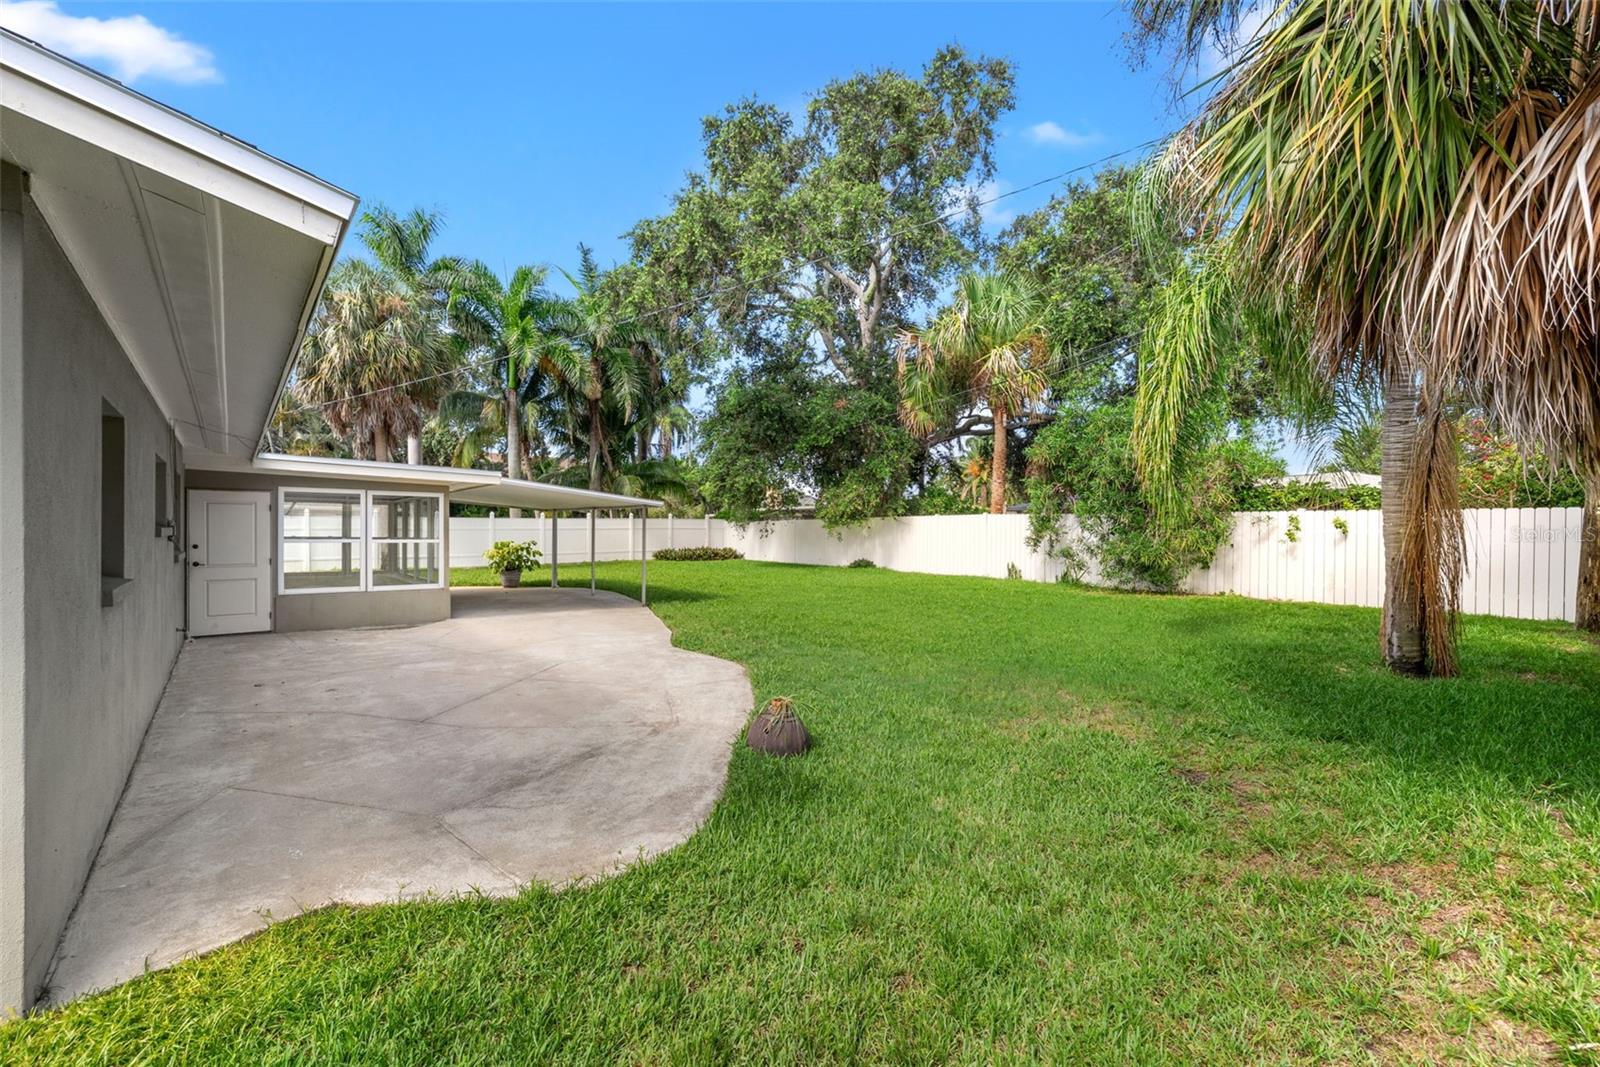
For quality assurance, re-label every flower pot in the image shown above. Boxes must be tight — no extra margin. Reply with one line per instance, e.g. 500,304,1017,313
500,569,522,589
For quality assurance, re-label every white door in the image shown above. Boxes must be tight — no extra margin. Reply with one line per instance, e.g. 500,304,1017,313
187,490,272,636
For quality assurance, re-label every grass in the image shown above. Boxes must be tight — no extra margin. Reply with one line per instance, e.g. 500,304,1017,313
6,560,1600,1064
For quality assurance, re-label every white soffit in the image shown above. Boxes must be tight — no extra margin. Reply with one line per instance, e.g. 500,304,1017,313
0,30,358,457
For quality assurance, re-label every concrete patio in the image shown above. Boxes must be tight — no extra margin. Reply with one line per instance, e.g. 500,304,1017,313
43,587,752,1004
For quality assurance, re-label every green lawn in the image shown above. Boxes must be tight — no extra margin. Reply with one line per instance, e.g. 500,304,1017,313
7,561,1599,1064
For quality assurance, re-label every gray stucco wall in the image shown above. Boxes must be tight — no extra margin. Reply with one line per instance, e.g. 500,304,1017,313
6,183,186,1011
1,165,29,1015
184,469,450,632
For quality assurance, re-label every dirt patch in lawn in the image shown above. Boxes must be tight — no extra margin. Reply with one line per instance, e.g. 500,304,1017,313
1357,858,1568,1065
1369,1003,1563,1066
998,693,1151,743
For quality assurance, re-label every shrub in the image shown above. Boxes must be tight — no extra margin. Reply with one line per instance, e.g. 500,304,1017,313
484,540,542,572
652,546,743,562
1025,399,1263,590
846,558,876,568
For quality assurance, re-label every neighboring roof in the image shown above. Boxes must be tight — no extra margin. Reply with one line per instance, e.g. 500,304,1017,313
186,452,663,510
1269,472,1382,488
0,29,358,458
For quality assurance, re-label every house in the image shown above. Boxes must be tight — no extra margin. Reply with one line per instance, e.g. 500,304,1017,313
0,30,656,1014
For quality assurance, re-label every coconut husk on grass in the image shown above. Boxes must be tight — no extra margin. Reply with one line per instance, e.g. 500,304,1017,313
747,696,811,757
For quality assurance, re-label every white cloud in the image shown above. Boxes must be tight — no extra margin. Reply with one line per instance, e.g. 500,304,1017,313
0,1,220,84
1024,121,1101,149
1200,4,1271,77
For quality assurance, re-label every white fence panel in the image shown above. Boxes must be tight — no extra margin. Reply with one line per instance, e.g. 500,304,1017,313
449,513,717,569
714,514,1067,581
702,505,1585,623
451,507,1584,621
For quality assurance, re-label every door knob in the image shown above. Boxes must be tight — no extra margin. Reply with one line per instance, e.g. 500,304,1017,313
191,561,201,567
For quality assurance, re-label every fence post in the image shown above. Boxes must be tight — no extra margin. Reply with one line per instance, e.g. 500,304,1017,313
668,513,674,550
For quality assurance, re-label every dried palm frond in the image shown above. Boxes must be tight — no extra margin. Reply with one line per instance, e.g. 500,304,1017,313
1400,3,1600,471
1397,88,1563,382
1393,382,1464,677
1489,70,1600,463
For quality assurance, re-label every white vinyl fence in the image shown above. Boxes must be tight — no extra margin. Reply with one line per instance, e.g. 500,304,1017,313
450,506,1588,622
1190,508,1587,621
449,514,717,568
706,508,1588,623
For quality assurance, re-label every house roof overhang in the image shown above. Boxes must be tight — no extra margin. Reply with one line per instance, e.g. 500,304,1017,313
186,452,663,511
0,29,358,457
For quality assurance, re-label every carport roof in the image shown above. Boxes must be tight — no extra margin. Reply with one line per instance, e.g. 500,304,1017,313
185,452,663,510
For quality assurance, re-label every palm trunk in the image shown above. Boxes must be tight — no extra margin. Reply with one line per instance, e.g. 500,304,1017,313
406,434,421,465
638,341,660,467
372,423,391,464
588,398,603,492
660,427,673,460
1577,469,1599,632
505,385,523,518
989,396,1008,515
1380,369,1427,674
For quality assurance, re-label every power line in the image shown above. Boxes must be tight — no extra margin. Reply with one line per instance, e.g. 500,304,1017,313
275,135,1166,439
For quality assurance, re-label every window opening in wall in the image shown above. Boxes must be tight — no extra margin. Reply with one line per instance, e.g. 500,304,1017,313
101,401,125,579
154,455,169,536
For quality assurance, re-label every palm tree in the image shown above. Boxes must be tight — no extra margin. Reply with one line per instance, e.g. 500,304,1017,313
440,263,553,484
529,455,698,513
1307,383,1383,477
897,272,1052,514
352,205,468,462
1124,0,1581,676
630,331,696,462
294,260,454,461
359,204,469,308
267,391,349,458
538,246,645,491
652,394,694,460
1394,7,1600,629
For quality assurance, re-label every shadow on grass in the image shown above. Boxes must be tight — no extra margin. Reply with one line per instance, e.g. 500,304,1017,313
1149,595,1600,801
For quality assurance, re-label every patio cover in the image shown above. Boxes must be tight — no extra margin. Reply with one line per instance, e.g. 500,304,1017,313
186,452,663,511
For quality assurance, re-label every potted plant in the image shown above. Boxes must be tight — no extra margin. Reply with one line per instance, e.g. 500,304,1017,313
484,539,542,589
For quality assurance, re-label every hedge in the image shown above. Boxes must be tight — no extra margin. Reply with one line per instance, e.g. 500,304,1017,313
651,547,744,562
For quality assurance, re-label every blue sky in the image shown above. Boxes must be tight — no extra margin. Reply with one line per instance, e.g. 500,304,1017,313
7,2,1313,465
17,2,1190,274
